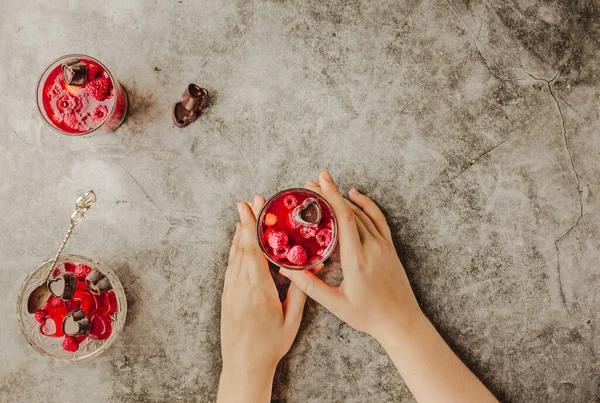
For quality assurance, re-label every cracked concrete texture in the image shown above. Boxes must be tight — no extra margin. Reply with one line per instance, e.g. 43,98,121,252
0,0,599,402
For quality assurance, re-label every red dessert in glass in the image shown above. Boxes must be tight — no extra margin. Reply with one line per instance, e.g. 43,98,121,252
32,261,119,352
36,54,127,135
257,188,338,270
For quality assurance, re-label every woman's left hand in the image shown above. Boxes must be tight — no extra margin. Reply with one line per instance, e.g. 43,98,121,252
217,196,307,403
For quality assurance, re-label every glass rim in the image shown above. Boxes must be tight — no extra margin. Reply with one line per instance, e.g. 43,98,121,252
255,187,338,270
35,54,119,136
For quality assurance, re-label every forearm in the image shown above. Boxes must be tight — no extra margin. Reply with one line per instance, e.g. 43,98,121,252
378,314,497,403
217,365,275,403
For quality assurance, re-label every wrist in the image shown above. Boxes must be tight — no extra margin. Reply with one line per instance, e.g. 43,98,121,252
373,308,428,348
218,363,276,403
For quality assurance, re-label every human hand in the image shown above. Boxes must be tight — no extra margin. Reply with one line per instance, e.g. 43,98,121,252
280,171,423,343
218,196,307,402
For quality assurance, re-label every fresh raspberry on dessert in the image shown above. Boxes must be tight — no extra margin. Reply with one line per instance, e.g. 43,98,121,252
316,228,333,247
74,264,92,280
273,245,291,260
264,213,278,226
55,94,78,113
326,219,334,229
286,212,301,230
92,105,109,122
46,83,63,100
33,310,47,324
299,226,318,239
85,77,111,101
316,248,327,257
267,230,289,250
62,336,79,352
50,111,63,125
63,113,85,132
46,295,63,308
283,194,298,209
286,245,307,265
64,262,77,272
64,298,82,313
86,63,102,80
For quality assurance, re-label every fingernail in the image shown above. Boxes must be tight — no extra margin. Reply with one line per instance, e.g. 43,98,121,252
237,202,244,214
349,187,358,195
322,170,332,182
254,194,260,203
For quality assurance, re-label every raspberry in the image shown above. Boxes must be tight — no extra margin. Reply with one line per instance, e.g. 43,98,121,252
55,94,81,114
74,264,92,280
326,219,335,229
316,229,333,247
283,195,298,209
33,310,47,323
264,213,278,227
92,105,109,122
50,111,63,125
46,295,63,308
286,212,301,230
286,245,307,265
64,262,77,272
64,113,86,132
62,336,79,352
85,77,111,101
86,63,103,80
316,248,327,257
64,298,82,313
267,230,288,250
300,226,318,239
273,245,291,260
46,83,63,100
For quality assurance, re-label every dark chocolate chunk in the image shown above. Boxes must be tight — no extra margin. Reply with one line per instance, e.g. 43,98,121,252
182,84,209,112
63,309,91,336
47,272,77,300
292,198,322,227
85,268,112,295
62,58,88,86
172,102,198,128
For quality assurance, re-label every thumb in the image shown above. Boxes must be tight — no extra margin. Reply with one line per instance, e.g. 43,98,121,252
280,268,341,314
282,282,307,331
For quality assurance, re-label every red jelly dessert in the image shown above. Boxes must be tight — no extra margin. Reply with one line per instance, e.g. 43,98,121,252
36,55,127,135
32,261,118,352
257,189,338,269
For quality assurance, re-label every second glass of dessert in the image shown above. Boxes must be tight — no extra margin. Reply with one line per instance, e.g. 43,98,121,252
257,188,338,270
36,54,128,135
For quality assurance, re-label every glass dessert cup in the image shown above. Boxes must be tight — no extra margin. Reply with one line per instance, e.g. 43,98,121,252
16,254,126,363
257,188,338,270
36,54,128,136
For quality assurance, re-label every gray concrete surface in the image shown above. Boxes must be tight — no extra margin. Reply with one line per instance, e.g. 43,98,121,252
1,0,599,402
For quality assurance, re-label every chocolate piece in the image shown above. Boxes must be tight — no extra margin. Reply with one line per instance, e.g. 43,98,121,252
85,268,112,295
47,272,77,300
182,84,209,112
172,83,210,128
62,58,88,86
62,309,91,336
292,198,322,227
172,102,198,128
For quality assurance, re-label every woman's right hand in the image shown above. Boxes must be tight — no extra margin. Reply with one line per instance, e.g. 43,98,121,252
280,170,424,343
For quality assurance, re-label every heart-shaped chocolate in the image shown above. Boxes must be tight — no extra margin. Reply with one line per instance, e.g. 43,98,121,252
47,272,77,300
63,309,91,336
85,268,112,295
291,197,322,228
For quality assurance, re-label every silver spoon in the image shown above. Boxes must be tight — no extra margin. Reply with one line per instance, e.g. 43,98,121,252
27,191,97,314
